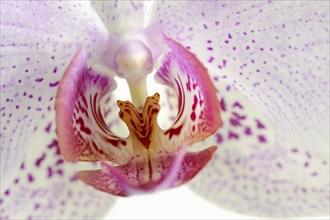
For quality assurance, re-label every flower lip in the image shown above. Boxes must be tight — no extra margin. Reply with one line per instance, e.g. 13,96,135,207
55,35,221,197
77,145,218,197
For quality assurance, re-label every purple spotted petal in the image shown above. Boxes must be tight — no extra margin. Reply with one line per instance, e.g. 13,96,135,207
0,111,116,219
0,1,109,188
90,0,156,33
148,1,329,217
188,81,329,217
154,1,329,151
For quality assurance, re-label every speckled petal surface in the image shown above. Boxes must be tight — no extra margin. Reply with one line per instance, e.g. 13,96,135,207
188,81,329,217
91,0,156,33
0,1,108,188
144,1,329,217
154,1,329,151
0,111,116,219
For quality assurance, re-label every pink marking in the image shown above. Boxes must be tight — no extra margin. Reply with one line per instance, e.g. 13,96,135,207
190,112,196,121
49,81,59,87
164,124,184,140
35,153,46,167
258,135,267,143
56,159,64,166
216,133,223,144
233,101,243,109
75,117,91,134
192,95,198,111
47,167,53,178
256,119,266,129
44,122,52,133
28,173,34,182
228,131,239,139
230,118,241,127
47,139,60,155
244,127,252,135
220,98,227,111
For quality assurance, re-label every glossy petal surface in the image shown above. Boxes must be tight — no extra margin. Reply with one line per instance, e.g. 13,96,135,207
0,1,108,188
0,111,116,219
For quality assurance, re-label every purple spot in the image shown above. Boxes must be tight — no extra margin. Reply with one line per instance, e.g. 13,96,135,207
304,162,309,167
233,102,243,109
256,119,266,129
222,60,227,67
208,56,214,63
56,159,64,166
34,203,40,210
232,112,246,120
70,174,78,182
35,78,44,83
228,131,239,139
230,118,241,127
14,178,19,184
258,135,267,143
49,81,59,87
291,148,299,153
47,167,53,178
276,163,283,169
28,174,34,182
244,127,252,135
53,67,58,73
311,172,318,176
4,189,10,196
57,169,64,176
220,98,226,111
216,133,223,144
35,153,46,167
45,122,52,133
48,139,60,155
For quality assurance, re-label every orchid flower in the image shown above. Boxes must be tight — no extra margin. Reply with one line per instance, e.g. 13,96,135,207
1,1,329,219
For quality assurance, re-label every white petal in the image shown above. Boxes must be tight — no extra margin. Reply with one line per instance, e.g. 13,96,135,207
0,110,116,219
0,1,108,188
